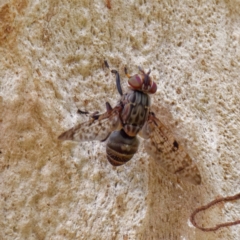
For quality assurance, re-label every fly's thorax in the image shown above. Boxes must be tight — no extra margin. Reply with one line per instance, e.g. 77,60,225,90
120,90,150,136
106,129,140,166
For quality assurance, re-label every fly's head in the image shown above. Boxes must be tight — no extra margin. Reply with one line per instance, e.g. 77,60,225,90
126,67,157,94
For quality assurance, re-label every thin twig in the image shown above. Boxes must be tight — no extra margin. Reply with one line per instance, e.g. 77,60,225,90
190,192,240,231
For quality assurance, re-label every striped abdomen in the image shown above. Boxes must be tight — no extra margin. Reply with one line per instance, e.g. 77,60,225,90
106,129,139,166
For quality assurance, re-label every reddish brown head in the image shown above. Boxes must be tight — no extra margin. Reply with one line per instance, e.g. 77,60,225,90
127,67,157,94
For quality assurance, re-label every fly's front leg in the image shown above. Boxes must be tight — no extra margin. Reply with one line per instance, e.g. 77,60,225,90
104,60,123,96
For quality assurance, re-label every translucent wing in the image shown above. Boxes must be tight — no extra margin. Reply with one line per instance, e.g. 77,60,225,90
141,112,201,185
58,103,121,142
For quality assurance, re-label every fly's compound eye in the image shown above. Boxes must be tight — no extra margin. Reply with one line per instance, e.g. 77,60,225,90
148,81,157,94
127,68,157,94
128,74,143,90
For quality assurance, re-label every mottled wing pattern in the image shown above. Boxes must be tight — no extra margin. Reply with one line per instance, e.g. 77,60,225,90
58,106,121,142
142,113,201,185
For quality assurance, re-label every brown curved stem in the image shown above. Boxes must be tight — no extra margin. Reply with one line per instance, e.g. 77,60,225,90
190,192,240,231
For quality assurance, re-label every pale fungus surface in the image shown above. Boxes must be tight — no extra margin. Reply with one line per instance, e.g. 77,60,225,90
0,1,240,239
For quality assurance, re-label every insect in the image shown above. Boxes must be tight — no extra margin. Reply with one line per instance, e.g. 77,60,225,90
58,61,201,185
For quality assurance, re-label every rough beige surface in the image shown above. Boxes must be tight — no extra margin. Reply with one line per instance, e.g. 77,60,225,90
1,0,240,239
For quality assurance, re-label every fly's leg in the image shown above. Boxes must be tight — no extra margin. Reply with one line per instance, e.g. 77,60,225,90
104,60,123,96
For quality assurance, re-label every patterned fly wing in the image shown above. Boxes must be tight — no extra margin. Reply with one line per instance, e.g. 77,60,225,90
141,112,201,185
58,103,121,142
